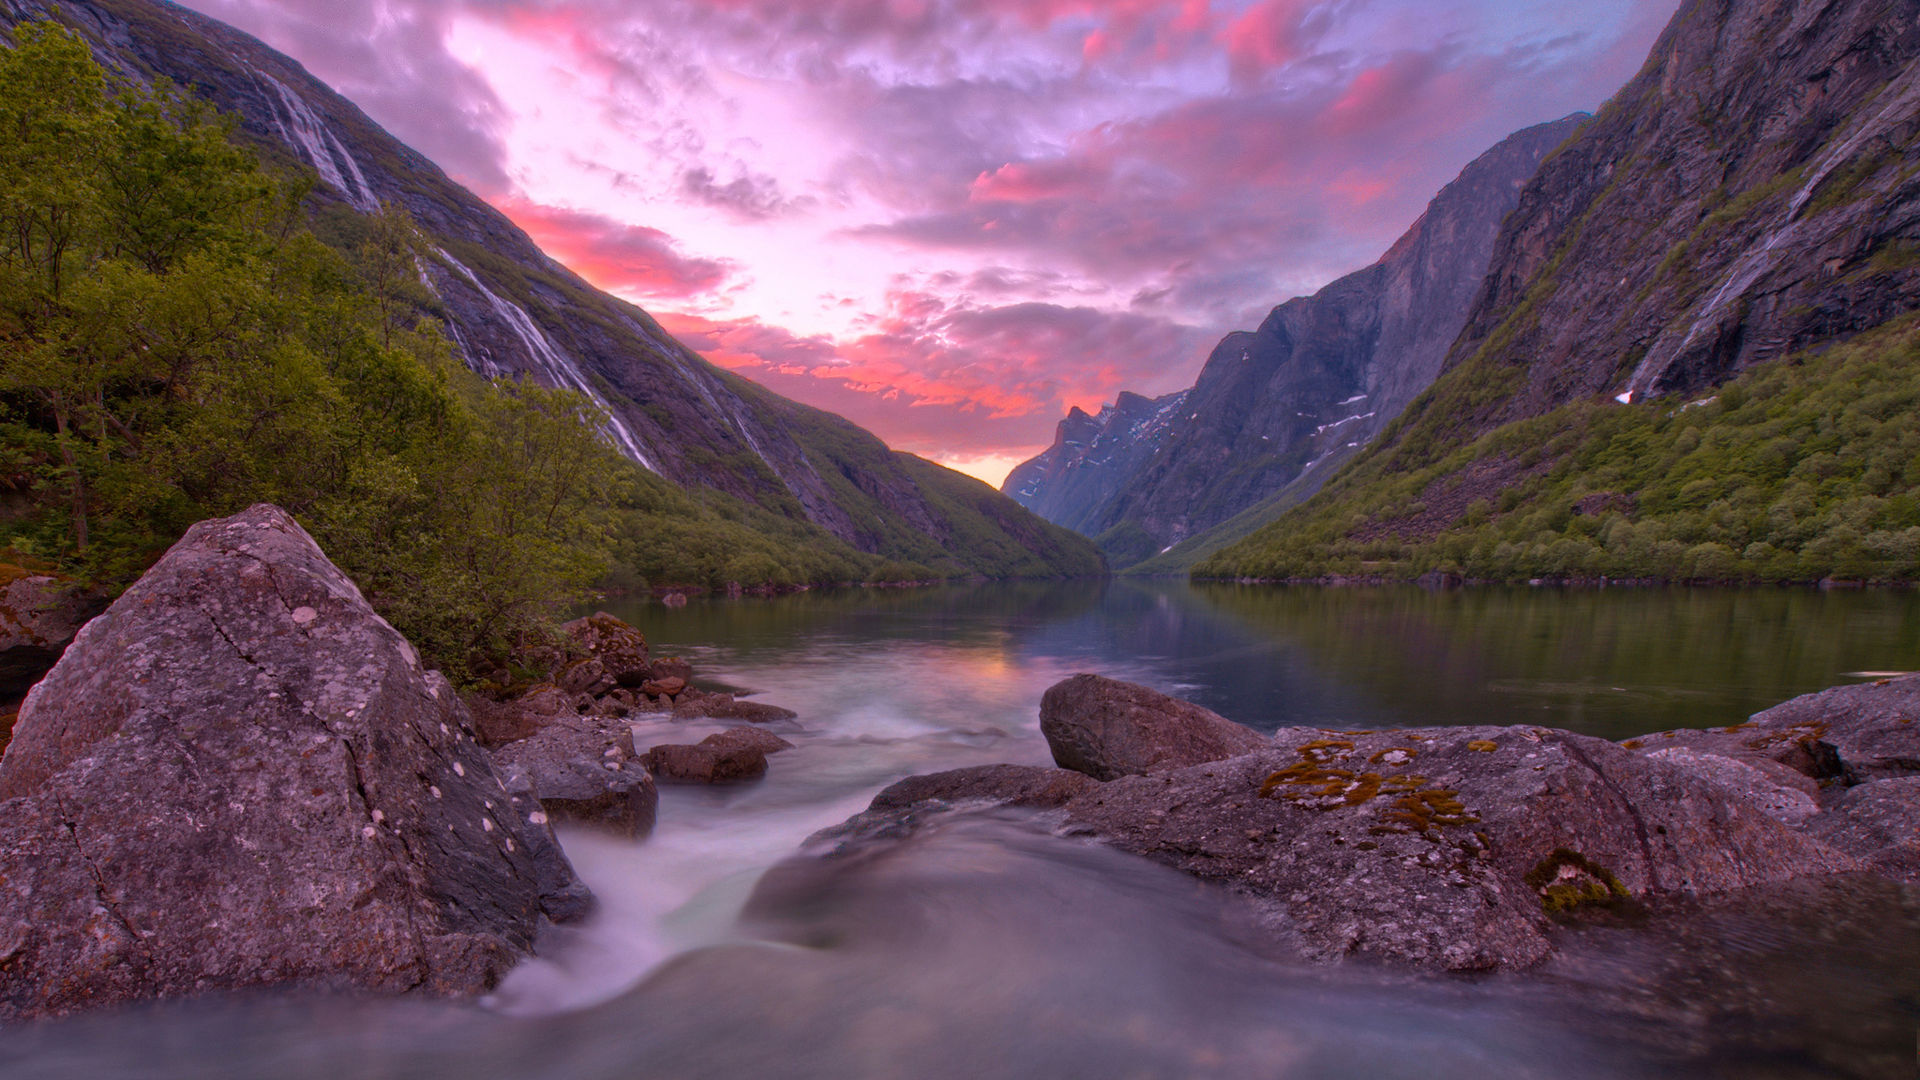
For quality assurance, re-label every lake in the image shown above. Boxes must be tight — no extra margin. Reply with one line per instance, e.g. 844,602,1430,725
4,582,1916,1078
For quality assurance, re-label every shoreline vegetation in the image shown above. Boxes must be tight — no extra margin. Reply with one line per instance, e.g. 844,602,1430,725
1194,302,1920,589
0,24,1090,684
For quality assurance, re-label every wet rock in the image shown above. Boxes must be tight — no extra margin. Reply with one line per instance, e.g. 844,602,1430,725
1803,777,1920,884
1039,674,1266,780
0,571,106,701
643,739,768,784
1057,725,1857,971
0,505,589,1020
809,765,1101,852
671,688,799,724
559,612,650,686
870,764,1100,813
492,716,657,839
702,727,795,757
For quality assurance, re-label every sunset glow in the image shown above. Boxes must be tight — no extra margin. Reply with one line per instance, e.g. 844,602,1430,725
179,0,1678,486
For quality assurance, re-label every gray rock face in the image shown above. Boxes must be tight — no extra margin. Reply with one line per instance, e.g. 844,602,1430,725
1806,777,1920,883
0,505,588,1020
1378,0,1920,470
1002,391,1189,537
1003,117,1582,562
0,572,105,700
1039,674,1266,781
1058,724,1855,971
491,714,658,839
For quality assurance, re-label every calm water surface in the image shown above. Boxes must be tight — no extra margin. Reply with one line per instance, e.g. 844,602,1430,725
4,582,1917,1078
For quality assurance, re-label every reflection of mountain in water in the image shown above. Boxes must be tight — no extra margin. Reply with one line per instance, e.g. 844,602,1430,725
619,581,1920,740
1188,584,1920,738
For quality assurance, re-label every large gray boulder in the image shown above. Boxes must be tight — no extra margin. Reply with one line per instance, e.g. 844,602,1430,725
0,505,589,1020
1039,674,1266,780
1058,724,1857,970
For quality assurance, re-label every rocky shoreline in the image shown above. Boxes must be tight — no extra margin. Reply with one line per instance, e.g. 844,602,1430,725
816,671,1919,973
0,502,1912,1023
0,506,802,1021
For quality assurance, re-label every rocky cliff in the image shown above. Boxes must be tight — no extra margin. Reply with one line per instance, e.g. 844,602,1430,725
1200,0,1920,582
1439,0,1920,423
1004,117,1582,566
3,0,1098,578
1003,391,1188,536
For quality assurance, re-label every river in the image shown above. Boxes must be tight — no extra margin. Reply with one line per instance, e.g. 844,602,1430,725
3,581,1916,1078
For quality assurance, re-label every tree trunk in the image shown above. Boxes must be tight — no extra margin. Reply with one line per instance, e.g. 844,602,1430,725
51,393,88,553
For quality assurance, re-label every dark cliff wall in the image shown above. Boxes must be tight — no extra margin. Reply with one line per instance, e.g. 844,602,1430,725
1419,0,1920,439
1005,116,1582,564
1200,0,1920,582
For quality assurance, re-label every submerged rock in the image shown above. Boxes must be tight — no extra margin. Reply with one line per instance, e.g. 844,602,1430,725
812,765,1100,850
702,727,796,757
1039,674,1266,780
0,505,589,1020
671,689,799,724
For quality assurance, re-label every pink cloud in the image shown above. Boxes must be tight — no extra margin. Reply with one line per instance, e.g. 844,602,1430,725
494,198,735,299
658,293,1207,458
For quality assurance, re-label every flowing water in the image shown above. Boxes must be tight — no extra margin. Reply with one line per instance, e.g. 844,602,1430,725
4,582,1918,1078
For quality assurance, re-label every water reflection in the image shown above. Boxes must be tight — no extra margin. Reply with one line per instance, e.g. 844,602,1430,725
606,581,1920,740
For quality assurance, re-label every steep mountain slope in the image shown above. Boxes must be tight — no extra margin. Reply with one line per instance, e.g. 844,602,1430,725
1003,117,1582,567
5,0,1099,578
1202,0,1920,583
1003,391,1188,535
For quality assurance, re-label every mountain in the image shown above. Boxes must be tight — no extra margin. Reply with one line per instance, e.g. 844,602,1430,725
7,0,1100,579
1003,390,1188,536
1201,0,1920,584
1003,116,1584,569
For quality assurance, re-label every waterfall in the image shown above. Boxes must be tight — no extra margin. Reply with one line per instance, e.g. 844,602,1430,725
251,71,381,214
438,252,660,473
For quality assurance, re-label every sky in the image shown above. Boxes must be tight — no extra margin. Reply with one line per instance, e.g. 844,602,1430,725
180,0,1680,486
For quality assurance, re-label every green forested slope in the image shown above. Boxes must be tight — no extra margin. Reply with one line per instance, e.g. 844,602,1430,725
1197,317,1920,584
0,24,980,675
